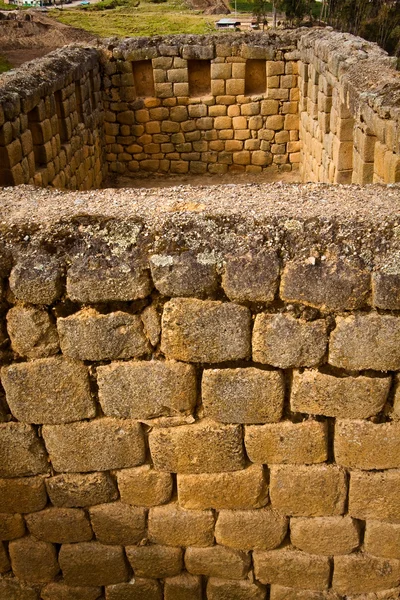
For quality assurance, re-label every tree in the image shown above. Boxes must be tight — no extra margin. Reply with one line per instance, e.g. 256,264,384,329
252,0,269,29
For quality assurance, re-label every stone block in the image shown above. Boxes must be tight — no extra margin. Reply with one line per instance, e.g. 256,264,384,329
46,472,118,508
42,418,145,473
270,586,340,600
6,306,59,359
141,304,161,347
10,258,63,305
58,309,150,361
373,272,400,310
9,537,59,584
332,554,400,594
291,371,390,419
89,502,146,545
349,470,400,522
149,420,244,473
222,250,279,302
365,521,400,559
0,422,48,478
178,464,268,510
148,503,214,547
59,542,129,586
0,513,25,540
270,465,347,516
253,313,327,368
281,259,370,310
290,516,360,556
245,420,328,465
165,573,202,600
41,582,102,600
215,508,287,551
117,465,173,507
335,420,400,470
98,360,196,420
149,251,218,298
202,367,284,424
0,476,47,513
105,579,162,600
185,546,250,579
253,549,330,591
161,298,251,363
207,578,266,600
0,579,39,600
126,545,183,578
25,507,92,543
1,357,95,425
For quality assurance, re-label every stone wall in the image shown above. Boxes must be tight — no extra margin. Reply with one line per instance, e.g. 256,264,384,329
1,183,400,599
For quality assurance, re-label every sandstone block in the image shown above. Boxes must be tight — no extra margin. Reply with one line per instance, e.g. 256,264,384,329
89,502,145,546
144,491,208,538
270,465,347,516
333,554,400,594
373,272,400,310
0,579,39,600
290,516,360,555
253,549,330,591
41,582,102,600
46,472,117,508
291,371,390,418
349,470,400,522
149,420,245,473
329,314,400,371
270,586,340,600
0,513,25,540
149,252,218,298
59,542,129,586
1,357,95,425
253,314,327,368
178,464,268,509
0,476,47,513
207,578,266,600
126,545,183,579
335,420,400,470
222,250,279,302
42,418,145,473
9,537,59,584
202,367,284,424
141,304,161,347
105,579,162,600
97,360,196,420
10,258,62,305
215,507,287,551
117,465,173,507
245,420,328,465
185,546,250,579
6,306,59,359
0,422,48,478
365,521,400,559
281,259,370,311
25,507,92,543
58,309,150,361
164,572,202,600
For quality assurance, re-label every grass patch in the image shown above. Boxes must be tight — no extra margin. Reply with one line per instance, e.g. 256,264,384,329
0,0,19,8
0,55,12,73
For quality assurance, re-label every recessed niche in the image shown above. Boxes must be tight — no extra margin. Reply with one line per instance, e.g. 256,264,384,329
188,60,211,97
245,59,266,95
132,60,155,97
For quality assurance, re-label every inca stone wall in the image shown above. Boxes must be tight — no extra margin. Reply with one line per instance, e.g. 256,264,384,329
1,183,400,599
0,29,399,187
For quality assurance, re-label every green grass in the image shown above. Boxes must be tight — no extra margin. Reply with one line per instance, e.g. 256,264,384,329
0,55,12,73
0,0,19,8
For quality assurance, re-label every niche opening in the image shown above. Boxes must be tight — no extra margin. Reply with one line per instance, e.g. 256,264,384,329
188,60,211,97
245,60,266,95
132,61,155,97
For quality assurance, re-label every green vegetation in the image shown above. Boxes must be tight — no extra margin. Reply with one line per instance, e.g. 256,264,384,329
0,0,19,8
0,55,12,73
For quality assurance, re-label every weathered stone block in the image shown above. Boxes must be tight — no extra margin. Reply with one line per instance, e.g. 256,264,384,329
6,306,59,359
9,258,62,305
164,573,201,600
148,503,214,547
161,298,251,363
349,470,400,522
332,554,400,594
215,508,287,551
59,542,129,586
290,516,360,555
207,578,266,600
150,252,218,298
9,537,59,584
178,464,268,509
0,512,25,540
335,420,400,470
46,472,117,508
253,549,330,591
0,476,47,513
105,579,162,600
221,250,279,302
126,545,183,578
0,422,49,477
291,371,390,418
329,314,400,371
42,418,145,473
185,546,251,580
270,586,340,600
41,582,102,600
141,304,161,347
117,465,173,507
270,465,347,516
25,507,92,543
149,420,245,473
364,521,400,560
202,367,284,424
373,272,400,310
89,502,145,546
97,360,196,420
245,420,328,465
253,314,327,368
0,579,39,600
1,357,95,425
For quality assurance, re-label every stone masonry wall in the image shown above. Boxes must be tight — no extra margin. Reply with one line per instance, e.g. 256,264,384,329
1,183,400,599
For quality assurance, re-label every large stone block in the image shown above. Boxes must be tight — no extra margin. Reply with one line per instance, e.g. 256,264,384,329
9,537,59,584
149,420,245,473
335,420,400,470
202,367,284,424
6,306,59,359
40,582,102,600
291,371,390,418
46,472,118,508
245,421,327,465
150,252,218,298
105,579,162,600
253,314,327,368
270,465,347,516
59,542,129,586
97,360,196,420
290,516,360,555
215,508,287,551
9,258,63,305
365,521,400,559
0,422,49,477
185,546,251,580
1,357,95,425
349,470,400,522
332,554,400,594
206,578,267,600
0,579,39,600
0,476,47,513
270,587,340,600
148,503,214,547
25,507,93,543
126,545,183,579
0,513,25,540
42,418,145,473
116,465,173,507
253,549,330,590
89,502,146,545
161,298,251,363
373,272,400,310
177,464,268,509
